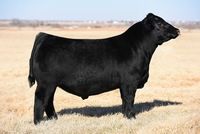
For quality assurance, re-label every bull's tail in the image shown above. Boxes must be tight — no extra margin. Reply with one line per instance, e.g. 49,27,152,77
28,72,35,87
28,51,35,87
28,32,45,88
28,37,37,88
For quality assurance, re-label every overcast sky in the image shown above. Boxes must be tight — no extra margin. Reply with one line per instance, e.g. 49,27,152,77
1,0,200,21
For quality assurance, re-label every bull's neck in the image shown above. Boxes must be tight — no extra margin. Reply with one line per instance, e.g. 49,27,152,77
124,22,158,60
140,34,158,60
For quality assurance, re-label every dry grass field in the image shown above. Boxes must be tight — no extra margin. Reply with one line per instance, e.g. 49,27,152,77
0,27,200,134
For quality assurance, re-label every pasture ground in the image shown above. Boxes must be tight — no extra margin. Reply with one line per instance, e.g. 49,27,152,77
0,27,200,134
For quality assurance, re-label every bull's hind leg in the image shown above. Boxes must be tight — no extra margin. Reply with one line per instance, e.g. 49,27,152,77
34,83,56,124
120,84,137,119
45,89,57,120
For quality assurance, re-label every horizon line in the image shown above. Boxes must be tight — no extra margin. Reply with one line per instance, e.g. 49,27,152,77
0,18,199,22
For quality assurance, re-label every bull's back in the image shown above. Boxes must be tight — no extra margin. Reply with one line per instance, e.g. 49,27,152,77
35,33,115,72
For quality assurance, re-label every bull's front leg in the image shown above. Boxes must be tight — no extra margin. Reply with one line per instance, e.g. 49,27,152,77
120,84,137,119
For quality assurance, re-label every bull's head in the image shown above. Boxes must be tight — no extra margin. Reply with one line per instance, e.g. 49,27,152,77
144,13,180,45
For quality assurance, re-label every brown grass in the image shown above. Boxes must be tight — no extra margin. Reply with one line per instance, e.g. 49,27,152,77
0,27,200,134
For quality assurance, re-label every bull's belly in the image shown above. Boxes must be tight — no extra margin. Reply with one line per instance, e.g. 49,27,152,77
58,80,119,99
57,69,120,99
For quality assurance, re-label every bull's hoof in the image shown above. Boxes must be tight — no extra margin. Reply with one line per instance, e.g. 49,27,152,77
47,114,58,120
124,111,136,119
34,119,42,125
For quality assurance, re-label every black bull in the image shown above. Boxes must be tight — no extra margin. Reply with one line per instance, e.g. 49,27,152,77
28,13,180,124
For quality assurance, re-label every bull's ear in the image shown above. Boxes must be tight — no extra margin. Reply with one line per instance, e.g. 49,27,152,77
143,13,155,30
146,13,154,19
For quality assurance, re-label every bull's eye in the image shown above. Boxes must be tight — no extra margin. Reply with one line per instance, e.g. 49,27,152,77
157,22,164,28
154,17,159,21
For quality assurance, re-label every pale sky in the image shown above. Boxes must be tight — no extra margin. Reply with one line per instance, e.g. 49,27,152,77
0,0,200,21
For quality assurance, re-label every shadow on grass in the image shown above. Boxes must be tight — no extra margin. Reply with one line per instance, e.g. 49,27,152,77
58,100,182,117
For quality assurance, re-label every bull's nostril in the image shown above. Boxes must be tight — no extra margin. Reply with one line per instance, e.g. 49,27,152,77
176,29,180,35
